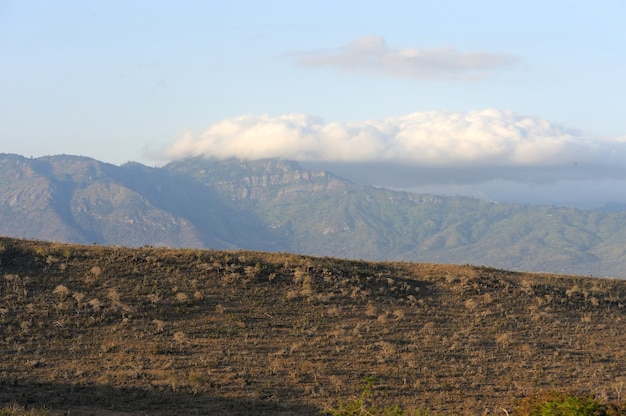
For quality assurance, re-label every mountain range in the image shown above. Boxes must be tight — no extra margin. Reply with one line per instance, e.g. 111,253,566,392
1,152,626,277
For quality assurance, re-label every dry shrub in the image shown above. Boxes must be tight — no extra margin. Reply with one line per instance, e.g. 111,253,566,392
52,285,70,298
175,292,189,303
365,303,377,318
72,292,85,304
392,309,405,320
152,319,166,333
88,298,102,311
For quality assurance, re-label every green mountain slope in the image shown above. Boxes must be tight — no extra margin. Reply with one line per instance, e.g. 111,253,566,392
165,157,626,276
2,153,626,277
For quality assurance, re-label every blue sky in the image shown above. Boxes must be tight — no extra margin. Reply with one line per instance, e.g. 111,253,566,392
1,1,626,208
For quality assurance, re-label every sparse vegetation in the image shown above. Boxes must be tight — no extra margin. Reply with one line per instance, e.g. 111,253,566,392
0,404,48,416
327,389,626,416
2,237,626,415
513,391,625,416
326,377,414,416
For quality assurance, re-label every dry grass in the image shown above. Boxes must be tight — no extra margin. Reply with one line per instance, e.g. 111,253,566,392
1,237,626,415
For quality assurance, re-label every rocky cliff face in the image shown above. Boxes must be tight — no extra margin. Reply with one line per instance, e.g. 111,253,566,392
164,157,352,202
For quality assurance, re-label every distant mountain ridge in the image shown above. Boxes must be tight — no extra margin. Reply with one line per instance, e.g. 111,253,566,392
1,153,626,277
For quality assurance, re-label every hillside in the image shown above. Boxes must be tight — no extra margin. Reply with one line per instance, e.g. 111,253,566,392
1,237,626,415
2,153,626,276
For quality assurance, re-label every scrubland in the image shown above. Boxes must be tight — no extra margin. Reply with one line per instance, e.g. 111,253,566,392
1,237,625,415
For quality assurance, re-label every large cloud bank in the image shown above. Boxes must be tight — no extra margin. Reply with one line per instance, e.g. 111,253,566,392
294,36,517,80
163,109,624,175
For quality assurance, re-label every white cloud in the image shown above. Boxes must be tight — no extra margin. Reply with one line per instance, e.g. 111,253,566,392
155,109,626,193
162,109,617,169
610,135,626,143
294,36,517,80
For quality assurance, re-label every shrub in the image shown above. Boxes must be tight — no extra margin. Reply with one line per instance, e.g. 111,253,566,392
52,284,70,298
514,391,621,416
326,376,416,416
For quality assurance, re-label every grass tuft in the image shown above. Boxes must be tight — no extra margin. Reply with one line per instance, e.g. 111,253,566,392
0,404,48,416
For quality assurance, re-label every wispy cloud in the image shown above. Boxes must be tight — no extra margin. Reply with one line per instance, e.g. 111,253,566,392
293,36,518,80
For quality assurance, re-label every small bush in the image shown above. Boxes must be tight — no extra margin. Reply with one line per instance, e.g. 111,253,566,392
52,284,70,298
514,391,622,416
326,376,426,416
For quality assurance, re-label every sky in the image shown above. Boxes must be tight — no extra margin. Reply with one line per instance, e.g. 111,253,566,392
1,0,626,209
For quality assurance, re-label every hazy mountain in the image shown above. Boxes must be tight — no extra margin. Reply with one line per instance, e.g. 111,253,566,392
2,153,626,277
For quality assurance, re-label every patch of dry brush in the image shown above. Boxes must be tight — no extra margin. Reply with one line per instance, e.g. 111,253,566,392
1,238,625,415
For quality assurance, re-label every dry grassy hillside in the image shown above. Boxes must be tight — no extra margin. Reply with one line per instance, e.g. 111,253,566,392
1,237,626,415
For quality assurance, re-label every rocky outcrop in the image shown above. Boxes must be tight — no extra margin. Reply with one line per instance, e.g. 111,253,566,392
165,157,351,202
